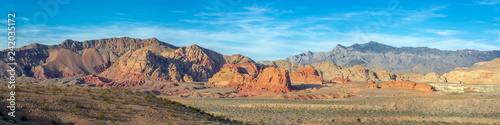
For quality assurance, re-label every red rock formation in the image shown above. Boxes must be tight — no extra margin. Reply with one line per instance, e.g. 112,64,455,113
366,84,379,89
377,81,435,91
208,63,292,93
289,67,324,84
413,84,435,91
253,67,292,93
331,77,353,84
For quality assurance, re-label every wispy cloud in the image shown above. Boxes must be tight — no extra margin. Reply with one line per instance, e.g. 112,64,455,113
403,6,448,21
485,29,500,43
477,0,500,5
424,29,462,36
471,20,486,23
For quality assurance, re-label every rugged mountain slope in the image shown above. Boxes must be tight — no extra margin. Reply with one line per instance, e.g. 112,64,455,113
98,44,230,82
1,37,254,83
441,58,500,84
32,48,114,80
285,41,500,73
0,37,177,80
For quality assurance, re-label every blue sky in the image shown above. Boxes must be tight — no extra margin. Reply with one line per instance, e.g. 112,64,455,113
1,0,500,61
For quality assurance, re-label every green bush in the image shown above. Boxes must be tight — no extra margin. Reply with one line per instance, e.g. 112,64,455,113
73,103,82,108
41,104,49,111
97,114,106,120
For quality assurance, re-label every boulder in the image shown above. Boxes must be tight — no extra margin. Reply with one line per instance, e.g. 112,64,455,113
289,67,324,84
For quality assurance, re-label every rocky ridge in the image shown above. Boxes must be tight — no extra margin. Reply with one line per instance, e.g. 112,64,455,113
285,41,500,73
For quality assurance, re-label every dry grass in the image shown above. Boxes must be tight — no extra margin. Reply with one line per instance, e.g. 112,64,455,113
0,82,244,124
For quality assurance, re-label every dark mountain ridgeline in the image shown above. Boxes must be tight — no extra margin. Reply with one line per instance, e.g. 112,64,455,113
285,41,500,73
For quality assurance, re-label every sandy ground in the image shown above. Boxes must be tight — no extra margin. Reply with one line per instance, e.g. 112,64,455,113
166,82,500,124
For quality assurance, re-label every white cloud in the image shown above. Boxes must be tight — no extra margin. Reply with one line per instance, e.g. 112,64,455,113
477,0,500,5
403,6,447,21
424,29,462,36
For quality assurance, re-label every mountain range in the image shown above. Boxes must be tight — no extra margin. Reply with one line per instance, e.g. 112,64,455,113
1,37,499,86
284,41,500,73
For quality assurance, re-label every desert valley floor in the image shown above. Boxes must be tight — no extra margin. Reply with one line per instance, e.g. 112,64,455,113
3,78,498,124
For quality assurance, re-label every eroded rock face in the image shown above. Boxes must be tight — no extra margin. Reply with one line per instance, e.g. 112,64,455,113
207,63,292,93
1,37,176,81
376,81,435,91
289,67,324,84
32,48,112,80
268,61,398,82
163,44,226,81
98,49,170,81
253,67,292,93
331,77,353,84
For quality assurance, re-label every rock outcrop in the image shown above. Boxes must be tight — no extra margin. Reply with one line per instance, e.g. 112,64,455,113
368,81,435,91
330,77,353,84
163,44,227,81
207,63,292,93
289,67,324,84
97,49,171,81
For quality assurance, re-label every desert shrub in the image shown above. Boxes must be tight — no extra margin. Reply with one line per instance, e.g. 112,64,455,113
135,90,142,95
120,100,127,104
13,87,21,92
104,88,111,94
189,107,201,113
72,109,80,115
84,88,91,92
41,104,49,111
124,90,133,94
73,103,82,108
115,105,120,109
32,89,40,94
204,115,211,120
109,119,116,124
102,97,110,101
60,97,67,102
97,114,106,120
